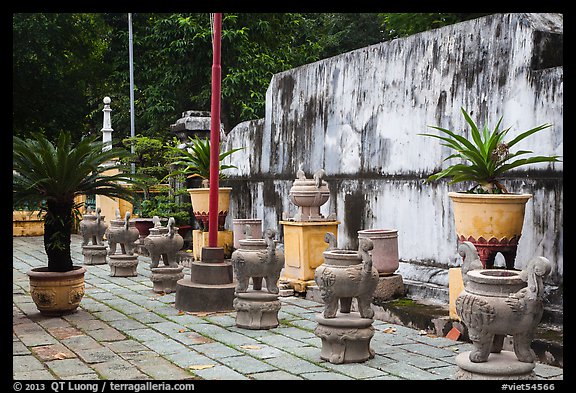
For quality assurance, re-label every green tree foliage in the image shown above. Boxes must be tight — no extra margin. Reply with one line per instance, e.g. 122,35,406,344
13,13,112,142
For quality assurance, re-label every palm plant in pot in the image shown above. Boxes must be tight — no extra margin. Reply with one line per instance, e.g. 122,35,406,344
13,132,144,315
419,107,561,269
167,135,242,231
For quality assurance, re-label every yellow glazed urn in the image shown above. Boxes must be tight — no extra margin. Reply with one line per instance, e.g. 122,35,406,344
27,266,86,315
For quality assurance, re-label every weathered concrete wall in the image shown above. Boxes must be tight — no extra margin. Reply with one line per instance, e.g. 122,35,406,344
222,13,563,303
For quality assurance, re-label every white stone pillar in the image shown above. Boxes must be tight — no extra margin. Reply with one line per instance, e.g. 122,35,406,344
101,96,113,151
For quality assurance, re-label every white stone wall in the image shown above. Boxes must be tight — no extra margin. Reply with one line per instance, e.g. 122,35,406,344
222,13,563,296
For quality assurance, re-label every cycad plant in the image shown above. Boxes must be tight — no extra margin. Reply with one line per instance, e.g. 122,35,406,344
419,107,561,193
13,132,144,272
167,135,243,187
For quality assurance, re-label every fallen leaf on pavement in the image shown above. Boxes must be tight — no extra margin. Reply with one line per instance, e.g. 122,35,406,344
240,345,261,350
189,364,215,370
53,352,68,360
383,327,396,333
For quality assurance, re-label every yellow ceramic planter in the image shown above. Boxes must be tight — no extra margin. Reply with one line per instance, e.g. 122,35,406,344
448,192,532,269
188,187,232,230
27,266,86,315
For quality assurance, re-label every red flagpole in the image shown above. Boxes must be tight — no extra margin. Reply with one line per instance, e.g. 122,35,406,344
208,13,222,247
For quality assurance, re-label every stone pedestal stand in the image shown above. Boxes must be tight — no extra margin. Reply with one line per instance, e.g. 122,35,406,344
315,312,375,364
151,266,185,293
233,290,281,329
175,247,236,312
108,254,139,277
454,351,536,380
279,220,340,292
82,245,108,265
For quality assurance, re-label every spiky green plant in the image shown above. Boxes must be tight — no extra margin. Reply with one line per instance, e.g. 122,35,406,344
167,135,243,187
13,132,146,272
419,108,561,193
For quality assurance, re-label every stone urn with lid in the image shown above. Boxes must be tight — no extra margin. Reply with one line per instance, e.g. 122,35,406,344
454,242,552,379
288,167,332,221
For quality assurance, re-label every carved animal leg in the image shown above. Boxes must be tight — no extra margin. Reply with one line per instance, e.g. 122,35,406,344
324,297,338,318
357,296,375,319
469,331,494,363
150,255,160,269
513,332,536,363
166,252,178,267
265,274,280,294
339,297,352,313
237,277,249,293
252,277,263,290
92,235,98,246
120,244,127,254
491,334,505,353
108,242,116,256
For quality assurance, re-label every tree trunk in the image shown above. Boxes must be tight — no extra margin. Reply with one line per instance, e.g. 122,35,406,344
44,199,74,272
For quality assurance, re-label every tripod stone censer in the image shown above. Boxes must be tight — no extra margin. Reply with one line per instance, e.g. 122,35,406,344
314,233,379,364
231,229,285,329
79,207,108,266
145,216,185,293
454,242,552,380
106,210,140,277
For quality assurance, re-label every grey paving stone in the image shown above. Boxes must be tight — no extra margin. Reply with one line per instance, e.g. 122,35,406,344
149,321,185,335
141,337,189,355
378,361,445,380
187,364,249,380
385,350,454,369
60,334,102,351
13,370,56,380
92,309,128,322
86,326,127,342
103,339,149,354
13,340,30,355
107,318,148,331
91,358,149,380
193,341,242,358
218,354,278,374
534,363,564,379
129,356,198,380
209,330,261,347
76,346,121,364
125,328,167,343
398,342,458,358
264,352,326,374
257,332,313,350
235,343,287,360
202,314,236,327
300,371,354,380
45,358,96,378
274,325,317,340
248,370,304,380
130,311,166,324
13,355,46,373
164,350,214,369
320,361,385,379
